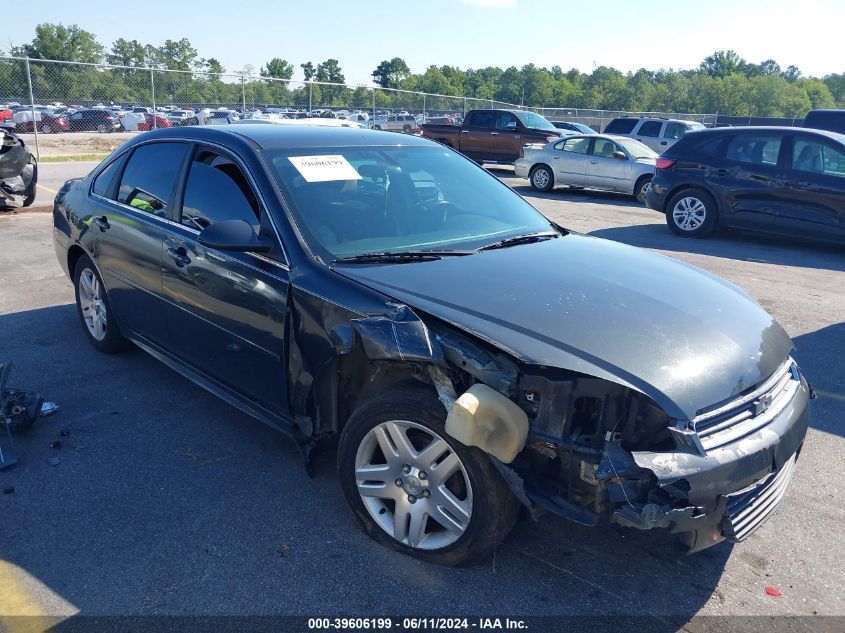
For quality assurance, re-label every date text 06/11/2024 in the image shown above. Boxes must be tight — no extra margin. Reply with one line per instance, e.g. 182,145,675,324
307,618,529,630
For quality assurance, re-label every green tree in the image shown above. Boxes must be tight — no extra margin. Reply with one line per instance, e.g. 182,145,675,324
300,61,316,81
107,38,145,68
12,23,103,63
261,58,293,80
316,59,344,83
700,50,745,78
371,57,410,88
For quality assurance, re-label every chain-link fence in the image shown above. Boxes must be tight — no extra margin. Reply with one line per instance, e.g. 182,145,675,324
0,55,720,159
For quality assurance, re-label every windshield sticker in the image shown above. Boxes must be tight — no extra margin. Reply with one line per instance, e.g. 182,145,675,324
288,155,362,182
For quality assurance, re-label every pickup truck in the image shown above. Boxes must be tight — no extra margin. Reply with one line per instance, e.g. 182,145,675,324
421,109,563,164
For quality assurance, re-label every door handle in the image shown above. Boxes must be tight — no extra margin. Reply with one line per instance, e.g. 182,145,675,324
490,132,499,136
660,141,668,145
552,156,559,160
589,160,598,165
166,246,191,267
786,180,811,188
714,168,730,177
460,130,470,134
93,216,110,232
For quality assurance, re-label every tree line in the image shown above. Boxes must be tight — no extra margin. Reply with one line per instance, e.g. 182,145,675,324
1,23,843,117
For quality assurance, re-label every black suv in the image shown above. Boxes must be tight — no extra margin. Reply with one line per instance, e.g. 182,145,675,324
67,109,122,133
645,126,845,243
803,109,845,135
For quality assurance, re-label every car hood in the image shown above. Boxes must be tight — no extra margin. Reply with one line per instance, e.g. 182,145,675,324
334,234,793,420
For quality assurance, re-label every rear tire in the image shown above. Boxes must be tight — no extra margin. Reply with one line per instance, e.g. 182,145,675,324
666,188,718,237
529,165,554,192
73,255,129,354
338,387,519,566
634,174,652,205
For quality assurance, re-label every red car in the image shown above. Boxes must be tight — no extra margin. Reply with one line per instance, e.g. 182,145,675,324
0,109,12,122
137,114,173,131
18,112,70,134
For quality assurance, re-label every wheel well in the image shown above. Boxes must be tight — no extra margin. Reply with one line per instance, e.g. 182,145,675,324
67,244,86,277
634,173,652,190
529,163,552,176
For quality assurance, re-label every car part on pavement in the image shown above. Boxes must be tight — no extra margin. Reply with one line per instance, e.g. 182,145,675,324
0,362,59,469
0,123,37,208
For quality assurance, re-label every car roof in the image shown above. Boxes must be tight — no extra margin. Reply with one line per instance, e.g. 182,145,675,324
132,124,435,149
689,126,845,143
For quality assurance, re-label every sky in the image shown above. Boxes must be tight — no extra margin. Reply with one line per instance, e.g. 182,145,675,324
3,0,843,84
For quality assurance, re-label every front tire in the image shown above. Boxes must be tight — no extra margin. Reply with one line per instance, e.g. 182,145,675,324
338,387,519,566
666,188,718,237
73,255,128,354
529,165,554,192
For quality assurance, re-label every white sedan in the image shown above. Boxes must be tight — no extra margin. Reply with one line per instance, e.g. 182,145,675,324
514,134,657,203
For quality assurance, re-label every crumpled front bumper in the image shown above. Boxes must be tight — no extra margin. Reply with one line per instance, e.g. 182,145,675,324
616,374,810,552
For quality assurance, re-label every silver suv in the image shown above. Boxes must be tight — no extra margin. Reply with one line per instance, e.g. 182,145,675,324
374,114,419,133
603,117,705,153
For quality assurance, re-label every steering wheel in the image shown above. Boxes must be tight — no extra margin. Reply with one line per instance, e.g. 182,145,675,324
410,200,458,233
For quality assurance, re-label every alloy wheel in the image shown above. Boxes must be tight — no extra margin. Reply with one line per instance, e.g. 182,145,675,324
78,268,108,341
532,168,550,190
672,196,707,231
354,420,473,550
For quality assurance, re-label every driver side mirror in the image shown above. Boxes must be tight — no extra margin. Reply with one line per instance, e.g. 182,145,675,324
198,219,273,254
612,150,627,160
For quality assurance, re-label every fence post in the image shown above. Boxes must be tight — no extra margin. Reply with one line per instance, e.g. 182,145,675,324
309,81,313,115
24,57,39,161
372,87,376,123
422,93,426,123
241,73,247,112
463,96,467,117
150,68,157,130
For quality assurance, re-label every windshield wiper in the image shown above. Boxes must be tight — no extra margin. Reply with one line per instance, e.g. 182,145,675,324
332,250,474,264
478,231,560,252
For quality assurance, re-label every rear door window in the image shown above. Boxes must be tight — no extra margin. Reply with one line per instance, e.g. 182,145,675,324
725,134,783,167
561,137,591,153
117,142,190,216
467,111,495,129
604,118,638,134
92,157,124,198
637,121,663,138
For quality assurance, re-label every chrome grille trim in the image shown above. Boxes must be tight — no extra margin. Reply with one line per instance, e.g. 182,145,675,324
693,358,799,451
723,453,796,542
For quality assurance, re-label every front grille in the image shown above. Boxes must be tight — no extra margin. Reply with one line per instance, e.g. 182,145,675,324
723,453,797,542
693,358,800,451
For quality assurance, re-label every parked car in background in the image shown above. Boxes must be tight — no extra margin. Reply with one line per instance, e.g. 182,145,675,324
515,134,657,202
137,114,174,131
67,109,121,133
13,109,70,134
0,108,14,122
168,110,199,126
645,126,845,242
604,117,706,153
802,109,845,135
421,109,562,163
552,121,596,134
372,114,419,133
208,110,239,125
52,125,810,565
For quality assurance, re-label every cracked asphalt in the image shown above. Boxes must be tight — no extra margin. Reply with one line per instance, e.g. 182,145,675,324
0,162,843,631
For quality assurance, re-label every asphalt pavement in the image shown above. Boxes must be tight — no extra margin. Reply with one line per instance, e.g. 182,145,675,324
0,162,843,629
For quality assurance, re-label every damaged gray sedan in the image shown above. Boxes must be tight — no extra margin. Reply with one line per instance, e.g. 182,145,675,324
53,125,810,565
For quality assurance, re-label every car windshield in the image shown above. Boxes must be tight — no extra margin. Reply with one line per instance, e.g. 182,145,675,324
616,138,658,159
573,123,595,133
262,145,553,260
514,111,557,132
